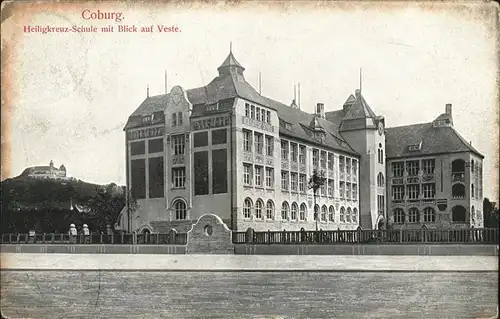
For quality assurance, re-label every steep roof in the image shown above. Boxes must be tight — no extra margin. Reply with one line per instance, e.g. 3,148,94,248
343,90,377,120
385,122,484,159
217,52,245,71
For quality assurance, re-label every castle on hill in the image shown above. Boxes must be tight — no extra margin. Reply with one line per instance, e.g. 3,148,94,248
20,160,68,180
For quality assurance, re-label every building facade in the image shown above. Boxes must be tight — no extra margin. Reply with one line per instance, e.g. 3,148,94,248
117,51,483,233
385,104,485,229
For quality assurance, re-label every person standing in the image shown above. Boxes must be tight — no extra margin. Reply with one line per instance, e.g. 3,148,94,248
69,224,77,243
82,224,90,243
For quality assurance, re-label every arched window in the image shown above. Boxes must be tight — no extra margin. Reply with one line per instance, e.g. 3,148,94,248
177,112,183,125
408,208,419,223
142,228,151,234
346,208,352,223
423,207,436,223
471,184,474,198
328,206,335,222
452,205,466,223
394,208,405,224
299,203,307,221
266,200,274,219
352,208,358,223
377,172,385,187
172,113,177,126
255,199,264,219
281,202,289,220
243,198,252,219
291,202,298,221
452,184,465,199
340,207,345,222
174,199,187,220
471,205,475,220
321,205,327,221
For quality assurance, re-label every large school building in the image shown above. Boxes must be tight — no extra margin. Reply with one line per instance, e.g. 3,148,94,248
116,51,483,233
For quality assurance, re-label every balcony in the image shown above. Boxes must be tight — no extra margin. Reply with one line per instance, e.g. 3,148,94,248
452,172,465,182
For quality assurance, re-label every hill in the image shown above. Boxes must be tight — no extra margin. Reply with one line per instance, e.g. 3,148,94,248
1,176,126,234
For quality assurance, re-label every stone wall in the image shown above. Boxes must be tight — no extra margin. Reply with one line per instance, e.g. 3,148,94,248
185,214,234,254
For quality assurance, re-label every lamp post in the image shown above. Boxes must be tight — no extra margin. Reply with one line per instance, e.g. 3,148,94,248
308,169,326,232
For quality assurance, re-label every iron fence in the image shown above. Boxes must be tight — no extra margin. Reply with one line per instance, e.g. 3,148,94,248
232,228,499,245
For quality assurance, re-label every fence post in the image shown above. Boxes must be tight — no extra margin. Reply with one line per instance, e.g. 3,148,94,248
169,229,177,244
399,229,403,243
156,232,160,244
111,233,114,244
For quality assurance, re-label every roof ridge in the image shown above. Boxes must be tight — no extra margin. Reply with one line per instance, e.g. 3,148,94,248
386,122,431,129
449,126,484,157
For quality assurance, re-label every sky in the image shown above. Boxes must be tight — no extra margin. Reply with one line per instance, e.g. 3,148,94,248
2,1,499,200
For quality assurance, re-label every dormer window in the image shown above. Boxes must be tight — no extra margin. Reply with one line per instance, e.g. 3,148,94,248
408,142,422,151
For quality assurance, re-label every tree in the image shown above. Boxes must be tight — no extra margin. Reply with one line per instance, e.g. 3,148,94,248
308,169,326,232
84,186,137,232
483,198,499,228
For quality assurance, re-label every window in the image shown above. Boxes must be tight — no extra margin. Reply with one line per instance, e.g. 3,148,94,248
266,200,274,219
352,160,358,176
320,151,326,169
452,205,466,223
377,173,385,187
265,167,274,188
423,159,435,175
281,171,289,190
172,134,185,155
394,208,405,223
281,140,289,160
255,199,263,219
339,182,345,198
148,157,164,198
172,113,177,126
212,149,227,194
320,183,326,196
321,205,327,222
313,149,319,167
266,110,271,124
422,183,435,199
256,107,261,121
346,158,351,175
131,141,145,155
243,130,252,152
406,160,419,176
178,112,183,125
471,184,475,199
299,204,306,221
471,160,475,172
193,131,208,147
392,186,404,200
148,138,163,153
352,184,357,199
378,195,385,216
378,148,384,164
407,185,419,200
328,206,335,222
346,208,352,222
212,129,227,145
452,184,465,199
255,133,264,154
174,199,186,220
299,146,306,164
423,207,436,223
299,174,306,192
452,159,466,172
328,179,333,197
250,105,255,119
408,208,419,223
340,207,345,222
172,167,185,188
265,135,273,156
243,198,252,219
243,164,252,185
281,202,289,220
392,162,404,177
131,159,146,199
328,153,333,170
290,173,298,191
352,208,358,223
290,143,298,162
339,156,345,172
255,166,263,187
245,103,250,117
291,202,298,220
194,151,209,195
345,183,351,199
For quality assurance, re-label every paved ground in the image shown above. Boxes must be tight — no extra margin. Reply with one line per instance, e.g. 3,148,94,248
1,253,498,271
1,271,498,318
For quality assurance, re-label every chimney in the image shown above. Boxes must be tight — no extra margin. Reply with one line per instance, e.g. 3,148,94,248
445,103,452,116
316,103,325,119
